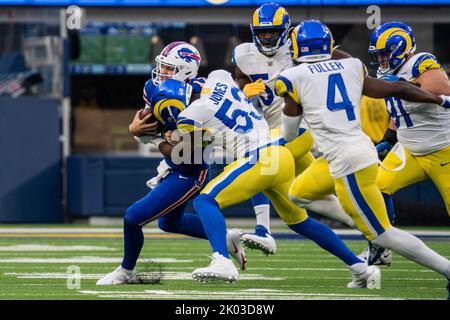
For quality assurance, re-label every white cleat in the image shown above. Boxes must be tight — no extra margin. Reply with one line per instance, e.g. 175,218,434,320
96,266,137,285
226,228,247,270
241,233,276,255
192,252,239,283
347,265,381,289
359,244,392,266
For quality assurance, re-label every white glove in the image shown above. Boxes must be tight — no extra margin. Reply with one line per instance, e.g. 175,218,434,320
146,160,171,189
134,135,165,148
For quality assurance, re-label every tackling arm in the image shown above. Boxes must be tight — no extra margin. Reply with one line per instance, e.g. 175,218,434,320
416,69,450,96
363,76,445,105
158,130,208,163
158,131,194,160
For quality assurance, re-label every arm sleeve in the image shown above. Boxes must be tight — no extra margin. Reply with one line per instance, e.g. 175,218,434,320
143,80,155,107
281,113,302,143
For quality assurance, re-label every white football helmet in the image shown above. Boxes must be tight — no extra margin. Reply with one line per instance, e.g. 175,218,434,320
151,41,201,86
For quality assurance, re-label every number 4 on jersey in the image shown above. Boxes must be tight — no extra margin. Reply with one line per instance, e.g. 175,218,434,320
326,73,356,121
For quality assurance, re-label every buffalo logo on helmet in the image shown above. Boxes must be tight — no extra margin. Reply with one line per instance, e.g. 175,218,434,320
177,48,201,64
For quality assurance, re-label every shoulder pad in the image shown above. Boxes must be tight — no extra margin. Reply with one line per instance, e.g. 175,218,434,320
411,53,441,78
233,43,256,67
189,77,206,94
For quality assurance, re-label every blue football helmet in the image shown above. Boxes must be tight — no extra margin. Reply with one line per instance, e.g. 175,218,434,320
151,79,192,111
251,2,291,56
290,20,335,63
368,21,416,75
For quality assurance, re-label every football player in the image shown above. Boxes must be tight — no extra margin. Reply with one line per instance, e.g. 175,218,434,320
233,2,355,254
280,20,450,295
362,21,450,266
156,70,382,287
96,42,246,285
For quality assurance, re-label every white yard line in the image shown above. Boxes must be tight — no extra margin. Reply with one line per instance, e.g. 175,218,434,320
0,257,192,263
79,289,399,300
3,271,283,281
0,245,116,251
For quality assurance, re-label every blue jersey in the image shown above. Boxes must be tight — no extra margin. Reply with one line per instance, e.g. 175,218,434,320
143,77,208,175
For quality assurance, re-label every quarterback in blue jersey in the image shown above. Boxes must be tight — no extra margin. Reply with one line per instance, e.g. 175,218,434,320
96,42,246,285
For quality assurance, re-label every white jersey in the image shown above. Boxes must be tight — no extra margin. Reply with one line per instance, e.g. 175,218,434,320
277,58,377,178
382,52,450,155
233,42,293,129
177,70,272,160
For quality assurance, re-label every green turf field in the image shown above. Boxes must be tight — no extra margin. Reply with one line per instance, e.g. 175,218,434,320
0,227,449,300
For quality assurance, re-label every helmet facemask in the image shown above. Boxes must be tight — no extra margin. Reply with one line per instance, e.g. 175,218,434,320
152,57,195,86
369,41,406,75
252,25,289,57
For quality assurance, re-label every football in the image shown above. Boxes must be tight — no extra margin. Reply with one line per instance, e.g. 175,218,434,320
139,108,163,132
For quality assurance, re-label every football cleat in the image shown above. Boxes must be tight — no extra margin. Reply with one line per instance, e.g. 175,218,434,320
96,266,137,285
359,243,393,266
226,228,247,270
347,265,381,289
192,252,239,283
241,231,276,256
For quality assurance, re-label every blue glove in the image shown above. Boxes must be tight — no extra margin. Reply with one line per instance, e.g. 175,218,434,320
376,141,392,157
379,74,401,82
440,95,450,109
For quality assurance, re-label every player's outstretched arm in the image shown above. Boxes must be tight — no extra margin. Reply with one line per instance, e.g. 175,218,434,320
281,93,303,142
363,76,445,105
158,140,176,159
416,69,450,96
158,130,206,162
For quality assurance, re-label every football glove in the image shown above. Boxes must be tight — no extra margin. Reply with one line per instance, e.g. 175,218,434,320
243,79,266,99
134,135,165,148
440,95,450,109
379,74,401,82
376,128,398,160
376,141,392,158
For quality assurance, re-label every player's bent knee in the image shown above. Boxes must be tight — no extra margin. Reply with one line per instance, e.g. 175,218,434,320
288,193,311,209
376,174,395,195
123,208,141,228
288,180,312,203
193,193,218,210
157,216,176,233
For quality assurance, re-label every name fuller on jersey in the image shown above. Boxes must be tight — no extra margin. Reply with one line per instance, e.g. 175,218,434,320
307,61,345,74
